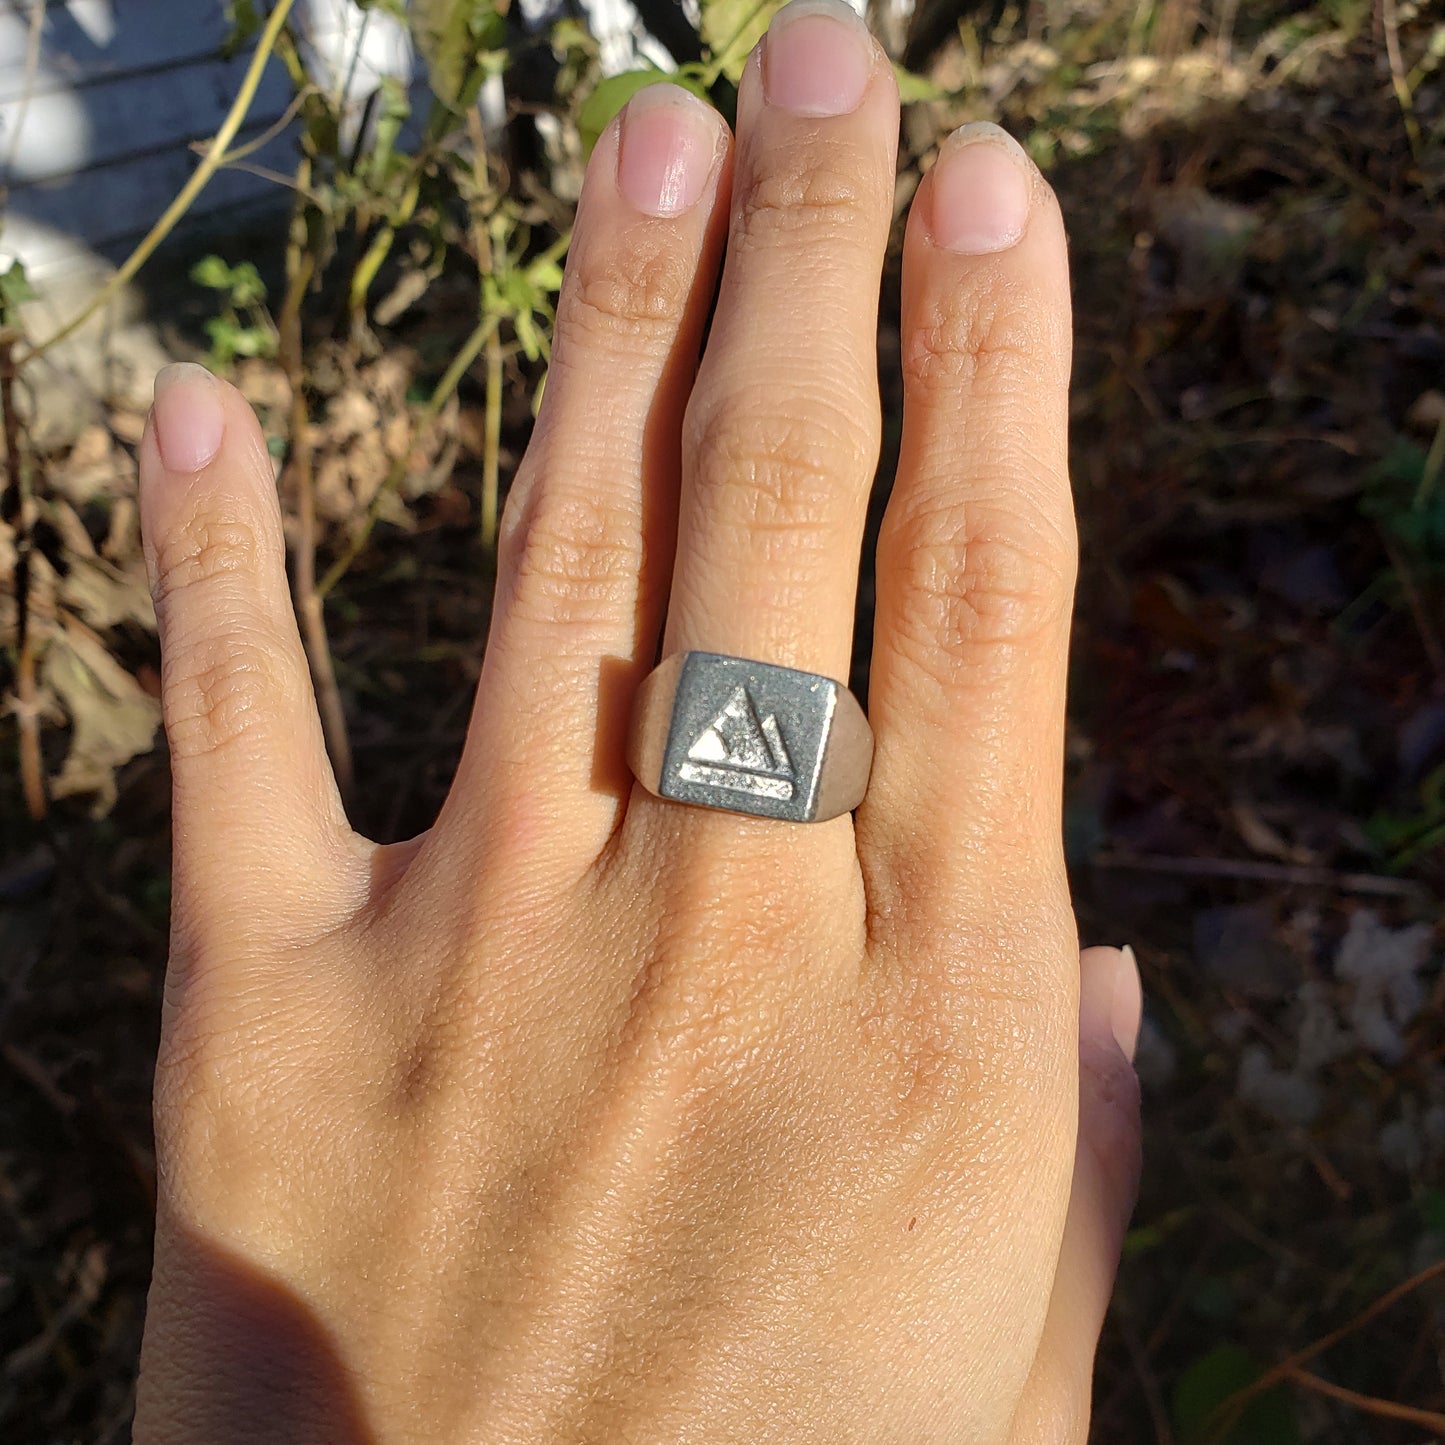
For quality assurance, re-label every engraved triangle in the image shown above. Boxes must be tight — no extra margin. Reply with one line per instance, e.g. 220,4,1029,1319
680,686,796,800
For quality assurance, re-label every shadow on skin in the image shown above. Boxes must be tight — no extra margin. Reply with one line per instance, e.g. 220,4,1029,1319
591,651,648,802
135,1221,379,1445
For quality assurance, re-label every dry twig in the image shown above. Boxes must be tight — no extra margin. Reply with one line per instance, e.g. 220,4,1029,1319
280,157,354,803
1210,1260,1445,1439
1,331,43,818
1089,851,1430,898
1378,0,1424,164
1282,1364,1445,1431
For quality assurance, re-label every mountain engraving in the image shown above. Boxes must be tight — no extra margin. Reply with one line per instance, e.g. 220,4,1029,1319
679,686,796,801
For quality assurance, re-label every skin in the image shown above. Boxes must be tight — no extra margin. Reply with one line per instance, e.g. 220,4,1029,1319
132,11,1141,1443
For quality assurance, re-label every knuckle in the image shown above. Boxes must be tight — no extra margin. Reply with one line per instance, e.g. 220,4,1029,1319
501,482,639,629
560,229,695,348
737,145,875,245
163,621,299,762
686,387,878,535
881,490,1077,670
150,511,267,622
866,903,1078,1126
904,279,1067,400
614,851,831,1066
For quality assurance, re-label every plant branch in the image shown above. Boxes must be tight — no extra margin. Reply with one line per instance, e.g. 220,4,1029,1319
1379,0,1423,164
279,157,353,804
1209,1260,1445,1441
348,174,422,329
464,109,504,550
1089,850,1429,898
482,327,504,550
25,0,298,362
1281,1366,1445,1432
1413,407,1445,513
1,329,43,819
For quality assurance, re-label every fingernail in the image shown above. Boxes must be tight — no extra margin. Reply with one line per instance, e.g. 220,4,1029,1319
1111,946,1144,1062
617,83,719,217
930,122,1034,254
1080,945,1143,1063
763,0,873,118
152,363,224,473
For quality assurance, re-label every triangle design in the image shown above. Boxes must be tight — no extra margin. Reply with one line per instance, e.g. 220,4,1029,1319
679,686,796,800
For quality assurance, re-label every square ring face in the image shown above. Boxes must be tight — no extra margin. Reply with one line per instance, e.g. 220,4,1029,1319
658,653,838,822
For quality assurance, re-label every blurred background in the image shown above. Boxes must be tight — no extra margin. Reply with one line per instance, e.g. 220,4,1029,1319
0,0,1441,1439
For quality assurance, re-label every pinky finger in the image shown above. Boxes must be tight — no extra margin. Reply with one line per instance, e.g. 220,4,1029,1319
140,365,361,950
1009,947,1143,1443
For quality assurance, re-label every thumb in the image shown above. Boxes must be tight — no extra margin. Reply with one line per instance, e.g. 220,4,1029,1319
1008,945,1143,1443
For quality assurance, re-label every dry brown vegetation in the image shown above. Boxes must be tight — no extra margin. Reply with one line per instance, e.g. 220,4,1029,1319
1,1,1443,1440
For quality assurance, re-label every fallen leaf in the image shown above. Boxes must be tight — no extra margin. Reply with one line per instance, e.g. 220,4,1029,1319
42,620,161,815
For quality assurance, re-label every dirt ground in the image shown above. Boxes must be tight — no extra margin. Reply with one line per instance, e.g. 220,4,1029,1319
2,4,1443,1441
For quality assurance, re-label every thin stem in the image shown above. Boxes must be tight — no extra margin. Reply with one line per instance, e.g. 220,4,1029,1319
1282,1366,1445,1432
461,107,505,551
482,326,503,550
1209,1260,1445,1441
1381,532,1445,685
280,156,353,802
25,0,298,362
1,329,43,818
707,0,774,80
213,83,319,165
1412,409,1445,513
1380,0,1423,164
348,175,421,328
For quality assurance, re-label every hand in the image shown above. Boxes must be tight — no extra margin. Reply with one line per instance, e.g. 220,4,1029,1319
133,3,1141,1440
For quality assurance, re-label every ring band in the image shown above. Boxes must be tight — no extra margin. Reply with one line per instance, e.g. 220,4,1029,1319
627,652,873,823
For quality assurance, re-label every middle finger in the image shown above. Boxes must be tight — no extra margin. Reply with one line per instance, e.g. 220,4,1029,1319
661,0,898,683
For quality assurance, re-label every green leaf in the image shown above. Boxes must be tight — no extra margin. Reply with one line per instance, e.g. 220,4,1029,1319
230,325,276,359
368,74,411,181
190,254,236,291
223,0,260,49
1172,1345,1299,1445
190,257,266,307
526,255,564,296
1367,762,1445,865
1122,1223,1164,1257
577,69,711,158
700,0,784,79
1422,1190,1445,1238
410,0,506,107
514,308,544,363
893,62,948,103
0,259,36,312
229,261,267,308
1362,437,1445,555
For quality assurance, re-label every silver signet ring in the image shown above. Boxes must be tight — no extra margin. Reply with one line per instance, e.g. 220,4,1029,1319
627,652,874,823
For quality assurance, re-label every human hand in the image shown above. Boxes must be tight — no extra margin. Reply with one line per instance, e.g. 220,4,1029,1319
132,2,1141,1440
